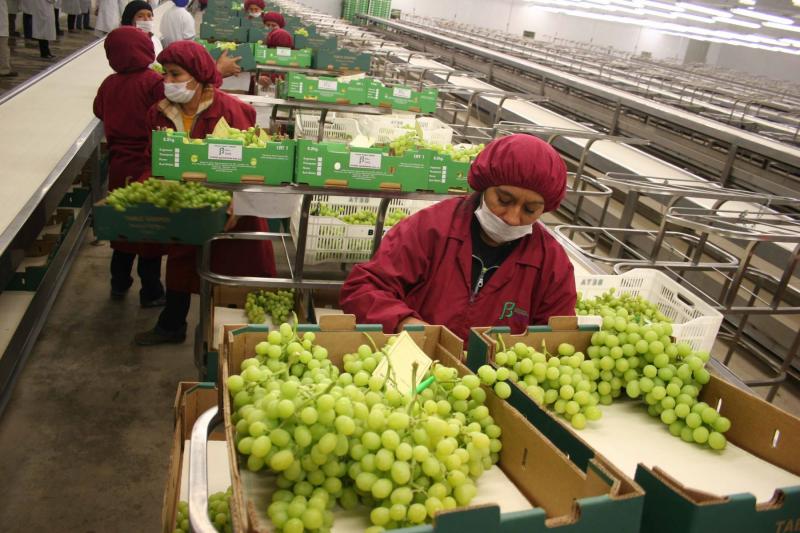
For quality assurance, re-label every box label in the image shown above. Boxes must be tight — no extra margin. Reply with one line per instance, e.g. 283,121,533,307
208,144,243,161
349,152,382,169
276,47,291,57
393,87,412,99
319,79,338,91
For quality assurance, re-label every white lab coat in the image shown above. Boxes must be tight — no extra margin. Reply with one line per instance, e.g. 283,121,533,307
94,0,124,33
159,2,194,47
151,32,162,55
0,0,9,37
60,0,79,14
31,0,55,40
6,0,18,14
19,0,33,13
78,0,89,12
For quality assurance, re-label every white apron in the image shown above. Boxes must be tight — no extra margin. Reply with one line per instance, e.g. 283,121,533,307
0,0,9,37
94,0,125,33
60,0,80,14
6,0,19,15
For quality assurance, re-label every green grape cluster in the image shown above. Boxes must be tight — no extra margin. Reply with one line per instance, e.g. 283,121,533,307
245,289,295,324
475,289,732,451
314,204,410,227
173,487,233,533
106,179,231,213
226,323,501,532
477,340,603,431
206,125,286,149
214,41,239,51
295,28,310,36
387,131,484,163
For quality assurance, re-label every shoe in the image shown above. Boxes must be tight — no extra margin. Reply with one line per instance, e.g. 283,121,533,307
56,30,64,36
140,294,167,308
135,326,186,346
84,26,94,30
0,72,18,77
40,54,56,60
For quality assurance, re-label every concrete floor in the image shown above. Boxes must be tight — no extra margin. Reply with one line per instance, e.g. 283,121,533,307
0,238,197,533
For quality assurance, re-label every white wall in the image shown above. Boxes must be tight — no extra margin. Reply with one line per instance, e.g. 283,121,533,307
297,0,342,17
392,0,800,80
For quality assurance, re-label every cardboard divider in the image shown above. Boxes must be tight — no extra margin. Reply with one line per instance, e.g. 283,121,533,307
468,319,800,533
219,315,642,532
162,382,231,533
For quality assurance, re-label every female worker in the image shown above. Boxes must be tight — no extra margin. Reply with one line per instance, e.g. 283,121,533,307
135,41,276,345
120,0,162,59
243,0,263,19
257,16,292,91
261,10,284,33
339,134,577,340
93,26,165,307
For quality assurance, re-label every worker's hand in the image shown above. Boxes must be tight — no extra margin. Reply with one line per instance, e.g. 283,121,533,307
224,201,239,231
397,316,429,331
258,74,274,88
216,50,242,78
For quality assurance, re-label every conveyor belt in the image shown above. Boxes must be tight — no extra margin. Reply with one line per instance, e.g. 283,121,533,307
362,15,800,170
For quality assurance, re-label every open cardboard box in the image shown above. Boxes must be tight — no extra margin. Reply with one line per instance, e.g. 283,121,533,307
161,382,236,533
467,316,800,533
220,315,643,533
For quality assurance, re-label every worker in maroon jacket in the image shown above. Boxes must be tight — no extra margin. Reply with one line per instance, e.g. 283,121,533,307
243,0,265,19
94,26,165,307
261,11,285,32
135,41,277,345
340,134,577,340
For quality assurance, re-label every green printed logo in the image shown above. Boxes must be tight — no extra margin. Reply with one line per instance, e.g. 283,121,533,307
499,301,516,320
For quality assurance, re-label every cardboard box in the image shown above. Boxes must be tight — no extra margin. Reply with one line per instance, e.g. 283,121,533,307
151,131,295,185
208,43,257,71
254,45,312,67
92,199,227,245
293,33,337,51
293,139,432,192
365,79,438,113
161,382,236,533
220,315,644,533
279,72,367,105
247,26,267,44
313,47,372,74
202,11,242,26
467,318,800,533
200,22,249,43
427,153,472,193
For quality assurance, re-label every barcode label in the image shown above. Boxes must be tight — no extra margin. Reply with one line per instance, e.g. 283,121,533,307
276,47,291,57
349,152,382,169
208,144,243,161
319,80,338,91
392,87,412,99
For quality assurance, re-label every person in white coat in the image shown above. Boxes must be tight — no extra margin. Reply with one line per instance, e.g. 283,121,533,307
159,0,193,47
0,0,17,75
78,0,90,29
61,0,79,30
31,0,55,58
7,0,19,37
94,0,123,34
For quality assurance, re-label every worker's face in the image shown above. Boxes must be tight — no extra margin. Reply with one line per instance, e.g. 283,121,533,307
163,63,198,89
247,6,263,17
484,186,545,226
134,9,153,22
265,21,280,31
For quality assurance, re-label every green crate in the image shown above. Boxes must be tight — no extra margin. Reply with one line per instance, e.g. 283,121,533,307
294,140,432,192
151,131,295,185
313,47,372,73
365,79,438,113
293,33,337,51
93,201,228,245
427,153,472,193
202,11,241,25
208,43,256,71
199,22,248,43
279,72,367,104
247,26,267,43
254,45,312,67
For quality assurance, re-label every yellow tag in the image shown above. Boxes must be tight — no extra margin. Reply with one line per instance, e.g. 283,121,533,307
372,331,433,395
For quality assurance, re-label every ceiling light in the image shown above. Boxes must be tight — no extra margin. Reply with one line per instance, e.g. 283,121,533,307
714,16,760,28
738,0,755,4
675,12,716,23
763,21,800,33
730,8,793,24
641,0,683,11
641,8,677,17
677,2,731,17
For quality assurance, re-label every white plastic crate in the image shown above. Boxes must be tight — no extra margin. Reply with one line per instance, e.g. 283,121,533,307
290,196,437,265
294,113,362,143
574,268,723,353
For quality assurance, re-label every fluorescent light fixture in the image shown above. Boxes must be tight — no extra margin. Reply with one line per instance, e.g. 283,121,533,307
677,2,731,17
714,16,760,28
641,8,677,18
730,8,793,25
738,0,756,5
641,0,682,11
675,12,716,23
763,21,800,33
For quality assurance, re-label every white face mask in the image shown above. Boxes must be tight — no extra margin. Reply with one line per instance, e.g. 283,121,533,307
164,80,197,104
474,194,533,243
135,20,154,33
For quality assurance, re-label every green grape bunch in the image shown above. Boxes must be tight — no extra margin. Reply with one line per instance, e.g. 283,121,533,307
314,203,410,228
386,130,485,163
106,179,231,213
226,322,502,532
245,289,295,324
173,487,233,533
